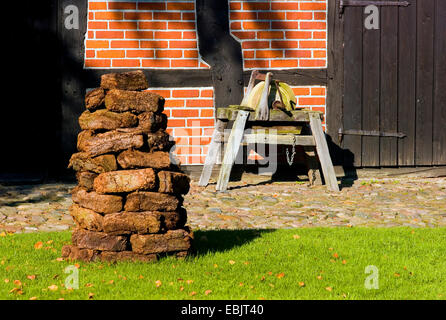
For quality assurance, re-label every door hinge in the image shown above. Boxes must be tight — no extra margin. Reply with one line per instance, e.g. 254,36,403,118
338,128,406,143
339,0,410,16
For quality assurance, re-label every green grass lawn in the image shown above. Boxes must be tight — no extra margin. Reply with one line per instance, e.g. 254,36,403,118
0,228,445,300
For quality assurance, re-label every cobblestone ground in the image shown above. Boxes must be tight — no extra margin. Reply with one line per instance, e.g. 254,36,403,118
0,173,445,234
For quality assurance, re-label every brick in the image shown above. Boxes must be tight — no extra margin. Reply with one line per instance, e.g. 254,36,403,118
230,22,241,30
85,59,111,68
184,50,198,58
108,2,136,10
125,31,153,39
242,41,270,49
300,59,326,67
88,21,107,29
285,50,312,58
314,12,327,20
313,31,327,39
230,12,257,20
155,50,182,58
257,31,283,39
232,31,256,40
292,88,311,96
186,119,214,127
154,12,181,20
286,12,313,20
171,60,199,68
285,31,312,39
256,50,283,59
258,12,285,20
139,21,167,30
230,2,241,10
167,119,186,127
141,40,168,48
97,50,125,59
172,89,199,98
271,2,299,10
124,12,153,20
300,3,326,11
109,22,138,30
111,40,139,48
175,146,201,155
245,60,269,69
172,109,199,118
86,50,95,58
244,51,254,58
94,12,123,20
182,31,197,39
313,50,327,58
169,22,195,30
243,21,270,30
299,40,326,49
86,40,109,48
242,2,269,10
299,97,326,105
300,22,326,30
169,41,197,48
185,99,213,107
311,88,326,96
272,21,299,30
182,12,195,20
96,31,124,39
138,2,166,10
270,60,298,68
165,99,184,108
167,2,194,10
89,2,107,10
126,50,155,58
200,109,214,117
271,41,299,49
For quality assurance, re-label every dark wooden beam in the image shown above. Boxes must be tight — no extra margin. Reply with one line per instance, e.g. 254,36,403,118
196,0,244,109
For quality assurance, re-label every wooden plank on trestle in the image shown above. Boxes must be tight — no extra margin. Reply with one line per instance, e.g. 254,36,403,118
433,0,446,165
309,113,339,192
217,108,323,122
243,134,315,146
415,0,435,165
216,111,250,191
397,0,417,166
198,119,228,187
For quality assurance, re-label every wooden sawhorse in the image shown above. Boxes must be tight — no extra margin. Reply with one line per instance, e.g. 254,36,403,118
198,107,340,192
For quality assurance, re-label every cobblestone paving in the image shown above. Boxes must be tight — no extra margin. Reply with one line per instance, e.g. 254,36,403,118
1,174,445,234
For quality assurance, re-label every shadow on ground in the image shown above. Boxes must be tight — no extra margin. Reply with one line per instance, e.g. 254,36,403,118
192,229,275,255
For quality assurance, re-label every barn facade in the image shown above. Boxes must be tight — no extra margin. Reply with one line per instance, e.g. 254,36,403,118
2,0,445,180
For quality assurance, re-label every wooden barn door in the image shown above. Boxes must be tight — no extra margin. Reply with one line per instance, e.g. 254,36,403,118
340,0,446,167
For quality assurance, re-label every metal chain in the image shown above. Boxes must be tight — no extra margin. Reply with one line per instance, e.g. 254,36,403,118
286,136,297,166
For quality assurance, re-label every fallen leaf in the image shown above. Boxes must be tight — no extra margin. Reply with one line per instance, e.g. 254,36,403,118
46,240,54,245
293,235,301,239
229,260,236,265
243,261,250,265
317,275,323,280
85,283,94,288
328,247,333,251
325,287,333,292
186,280,194,284
276,273,285,279
267,272,273,276
155,280,162,288
48,285,58,291
139,275,144,279
34,241,43,250
108,280,114,285
180,286,184,291
258,297,266,300
29,297,37,300
205,290,212,296
260,276,265,281
298,282,305,287
190,291,197,296
239,282,244,287
394,273,400,277
27,275,36,280
13,280,22,286
74,264,80,269
88,293,94,300
213,264,218,268
268,283,275,288
333,253,339,259
342,260,347,265
56,258,64,262
9,287,23,294
4,279,9,283
0,232,6,237
58,298,65,300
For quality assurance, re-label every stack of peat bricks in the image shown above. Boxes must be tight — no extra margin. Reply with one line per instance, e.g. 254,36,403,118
62,70,193,263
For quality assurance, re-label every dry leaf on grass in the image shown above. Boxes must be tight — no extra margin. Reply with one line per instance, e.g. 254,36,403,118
325,287,333,292
205,290,212,296
34,242,43,249
298,282,305,287
27,275,36,280
48,285,58,291
229,260,236,265
155,280,162,288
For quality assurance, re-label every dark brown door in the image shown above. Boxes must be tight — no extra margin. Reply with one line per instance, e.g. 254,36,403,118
341,0,446,167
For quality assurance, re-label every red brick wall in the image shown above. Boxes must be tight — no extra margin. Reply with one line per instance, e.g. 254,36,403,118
85,0,328,165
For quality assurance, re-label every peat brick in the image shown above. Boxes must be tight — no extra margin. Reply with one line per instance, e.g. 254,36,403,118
71,187,123,214
101,70,149,91
94,168,156,194
72,229,128,251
